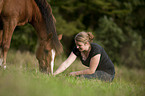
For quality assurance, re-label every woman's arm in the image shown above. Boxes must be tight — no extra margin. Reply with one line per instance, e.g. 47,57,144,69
53,52,77,76
69,54,101,76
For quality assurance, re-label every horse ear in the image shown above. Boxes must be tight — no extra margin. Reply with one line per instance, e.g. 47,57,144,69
47,33,53,41
58,34,62,40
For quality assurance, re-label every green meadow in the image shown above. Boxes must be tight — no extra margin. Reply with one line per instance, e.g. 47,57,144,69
0,50,144,96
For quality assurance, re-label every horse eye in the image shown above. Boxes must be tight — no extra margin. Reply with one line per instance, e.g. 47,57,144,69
44,49,49,54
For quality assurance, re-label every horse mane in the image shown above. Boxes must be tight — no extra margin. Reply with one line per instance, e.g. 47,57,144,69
34,0,63,54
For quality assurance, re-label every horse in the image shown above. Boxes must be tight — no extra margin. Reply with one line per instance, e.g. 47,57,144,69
0,0,63,74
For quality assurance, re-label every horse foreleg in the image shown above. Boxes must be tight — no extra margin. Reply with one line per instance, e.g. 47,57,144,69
0,16,3,47
0,26,3,67
0,29,3,47
1,19,17,69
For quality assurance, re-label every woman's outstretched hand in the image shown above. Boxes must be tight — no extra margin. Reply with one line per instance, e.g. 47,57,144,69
69,72,77,76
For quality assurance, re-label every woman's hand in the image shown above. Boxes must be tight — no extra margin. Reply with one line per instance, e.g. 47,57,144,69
53,73,57,76
69,72,77,76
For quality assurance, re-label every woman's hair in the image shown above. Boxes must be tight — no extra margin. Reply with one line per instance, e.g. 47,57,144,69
75,31,94,44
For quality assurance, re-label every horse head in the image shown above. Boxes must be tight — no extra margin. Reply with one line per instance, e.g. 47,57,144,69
36,34,62,74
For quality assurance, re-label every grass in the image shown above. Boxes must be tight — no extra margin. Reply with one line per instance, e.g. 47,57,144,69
0,50,145,96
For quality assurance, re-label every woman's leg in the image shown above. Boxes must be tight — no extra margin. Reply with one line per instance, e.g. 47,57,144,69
80,71,115,82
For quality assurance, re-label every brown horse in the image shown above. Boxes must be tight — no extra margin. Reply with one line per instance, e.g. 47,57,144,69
0,0,63,74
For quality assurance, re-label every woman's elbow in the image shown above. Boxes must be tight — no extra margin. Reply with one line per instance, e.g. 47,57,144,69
89,69,96,74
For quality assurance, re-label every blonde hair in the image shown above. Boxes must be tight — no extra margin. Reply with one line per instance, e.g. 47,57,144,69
75,31,94,44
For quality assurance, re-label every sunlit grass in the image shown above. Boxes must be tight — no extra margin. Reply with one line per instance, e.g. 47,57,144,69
0,50,145,96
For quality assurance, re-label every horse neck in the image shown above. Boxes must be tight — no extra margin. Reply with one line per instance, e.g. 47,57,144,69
31,0,63,54
31,8,48,41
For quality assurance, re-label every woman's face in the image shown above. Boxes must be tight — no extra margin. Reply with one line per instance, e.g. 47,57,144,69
75,41,87,52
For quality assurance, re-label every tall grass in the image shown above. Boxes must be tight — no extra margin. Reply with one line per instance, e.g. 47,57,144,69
0,50,145,96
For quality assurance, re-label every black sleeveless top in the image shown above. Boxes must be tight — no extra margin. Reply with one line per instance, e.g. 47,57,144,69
72,43,115,75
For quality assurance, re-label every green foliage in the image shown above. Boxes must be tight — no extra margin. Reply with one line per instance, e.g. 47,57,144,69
11,24,37,52
120,27,144,68
95,16,144,68
52,8,81,36
95,16,126,64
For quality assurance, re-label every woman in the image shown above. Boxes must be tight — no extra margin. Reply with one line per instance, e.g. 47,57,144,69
53,31,115,82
